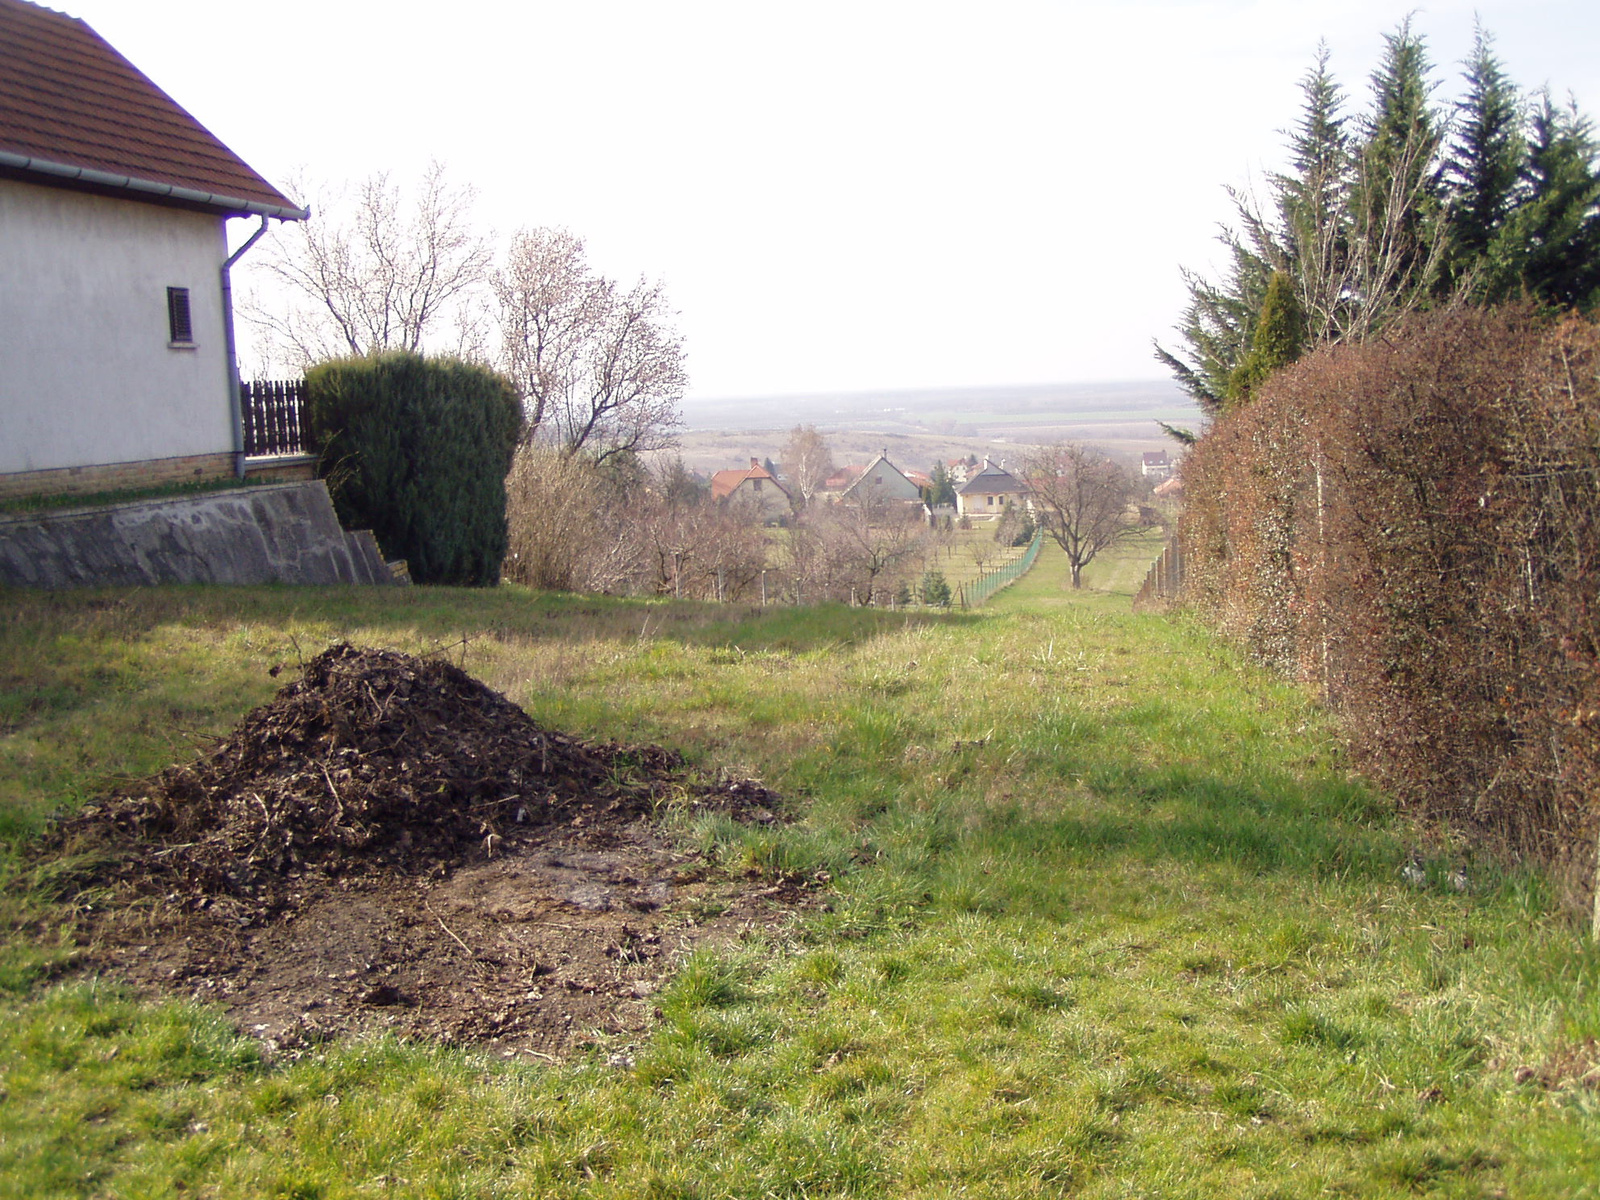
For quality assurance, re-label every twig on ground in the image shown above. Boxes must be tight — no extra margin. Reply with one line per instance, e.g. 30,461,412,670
425,900,476,959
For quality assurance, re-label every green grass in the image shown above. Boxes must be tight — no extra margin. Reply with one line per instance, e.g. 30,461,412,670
0,474,264,516
2,542,1598,1197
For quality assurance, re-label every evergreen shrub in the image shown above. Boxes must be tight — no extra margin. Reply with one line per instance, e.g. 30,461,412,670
304,352,523,586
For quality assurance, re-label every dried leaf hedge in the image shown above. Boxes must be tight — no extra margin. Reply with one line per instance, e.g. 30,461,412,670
1180,307,1600,907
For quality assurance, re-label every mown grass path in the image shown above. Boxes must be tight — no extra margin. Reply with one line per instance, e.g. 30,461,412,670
2,546,1598,1198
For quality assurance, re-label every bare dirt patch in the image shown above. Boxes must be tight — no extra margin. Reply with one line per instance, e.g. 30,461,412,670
38,644,813,1059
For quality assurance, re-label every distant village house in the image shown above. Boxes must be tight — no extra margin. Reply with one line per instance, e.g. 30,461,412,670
838,449,922,505
711,457,791,522
956,458,1030,519
1142,450,1173,479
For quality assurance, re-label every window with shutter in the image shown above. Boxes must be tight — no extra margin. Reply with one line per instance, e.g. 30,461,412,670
167,287,194,345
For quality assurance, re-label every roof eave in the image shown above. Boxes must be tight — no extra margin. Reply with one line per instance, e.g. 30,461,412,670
0,150,309,220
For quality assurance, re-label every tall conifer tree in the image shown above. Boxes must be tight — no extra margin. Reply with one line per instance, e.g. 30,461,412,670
1272,43,1351,341
1446,25,1525,281
1156,17,1600,403
1343,18,1448,338
1493,94,1600,310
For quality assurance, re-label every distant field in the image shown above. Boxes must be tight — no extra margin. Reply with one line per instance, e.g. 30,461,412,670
672,379,1206,474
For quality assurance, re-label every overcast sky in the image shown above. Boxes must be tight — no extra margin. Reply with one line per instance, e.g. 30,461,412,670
60,0,1600,399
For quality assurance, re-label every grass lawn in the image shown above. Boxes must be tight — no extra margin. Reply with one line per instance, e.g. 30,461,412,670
2,540,1597,1198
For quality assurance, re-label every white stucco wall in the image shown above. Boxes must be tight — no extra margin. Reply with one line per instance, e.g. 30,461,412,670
0,179,233,474
845,462,922,504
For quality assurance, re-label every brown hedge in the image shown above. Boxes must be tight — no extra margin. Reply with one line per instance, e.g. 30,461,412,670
1180,307,1600,905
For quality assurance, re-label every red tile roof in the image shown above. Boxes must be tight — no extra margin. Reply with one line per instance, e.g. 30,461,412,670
711,459,784,501
0,0,304,217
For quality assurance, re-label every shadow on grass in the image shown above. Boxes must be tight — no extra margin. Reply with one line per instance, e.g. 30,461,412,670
0,583,982,662
993,766,1394,878
874,760,1410,927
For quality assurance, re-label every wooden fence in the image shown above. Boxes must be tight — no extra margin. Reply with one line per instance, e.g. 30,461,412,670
1133,533,1184,612
240,379,306,458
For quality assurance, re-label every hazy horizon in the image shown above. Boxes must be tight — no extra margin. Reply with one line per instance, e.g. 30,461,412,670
672,378,1205,473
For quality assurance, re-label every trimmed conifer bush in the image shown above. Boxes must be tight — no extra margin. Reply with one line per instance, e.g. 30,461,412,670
303,352,523,586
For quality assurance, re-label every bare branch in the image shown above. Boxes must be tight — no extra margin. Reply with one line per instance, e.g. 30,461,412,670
242,162,489,370
491,229,685,463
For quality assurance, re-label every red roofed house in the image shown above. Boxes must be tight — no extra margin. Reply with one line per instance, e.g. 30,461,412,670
711,457,791,523
0,0,307,499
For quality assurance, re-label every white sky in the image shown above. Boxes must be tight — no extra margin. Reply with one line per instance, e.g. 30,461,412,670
58,0,1600,399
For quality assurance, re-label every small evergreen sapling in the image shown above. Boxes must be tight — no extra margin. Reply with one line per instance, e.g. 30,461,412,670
1227,271,1308,405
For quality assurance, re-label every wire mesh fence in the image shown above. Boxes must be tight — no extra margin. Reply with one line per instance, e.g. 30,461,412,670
955,529,1042,608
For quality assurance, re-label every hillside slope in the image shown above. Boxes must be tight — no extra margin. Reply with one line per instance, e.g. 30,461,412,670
1,548,1596,1196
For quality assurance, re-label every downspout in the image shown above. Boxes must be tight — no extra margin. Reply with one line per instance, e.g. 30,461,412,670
221,215,273,477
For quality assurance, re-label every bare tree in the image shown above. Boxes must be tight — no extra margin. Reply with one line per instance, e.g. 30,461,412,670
1023,442,1138,588
244,162,490,367
492,228,685,466
505,447,768,601
815,491,927,605
503,447,618,592
635,460,764,601
780,424,835,512
967,536,997,574
771,519,827,605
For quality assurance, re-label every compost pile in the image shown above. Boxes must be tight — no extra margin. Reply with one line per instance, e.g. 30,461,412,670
43,644,805,1055
52,643,731,919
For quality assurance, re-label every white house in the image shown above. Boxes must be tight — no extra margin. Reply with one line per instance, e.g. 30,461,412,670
956,459,1030,519
0,0,307,500
838,449,923,505
1141,450,1173,479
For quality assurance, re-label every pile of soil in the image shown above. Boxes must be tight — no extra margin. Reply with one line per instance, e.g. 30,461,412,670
42,644,810,1056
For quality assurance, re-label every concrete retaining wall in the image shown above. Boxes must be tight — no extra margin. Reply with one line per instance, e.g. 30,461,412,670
0,480,403,588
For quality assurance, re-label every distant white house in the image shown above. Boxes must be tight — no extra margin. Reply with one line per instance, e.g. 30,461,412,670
838,450,923,505
956,459,1030,519
0,0,306,500
1142,450,1173,479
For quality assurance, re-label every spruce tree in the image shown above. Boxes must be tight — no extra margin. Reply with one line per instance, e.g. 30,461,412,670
1155,16,1600,400
1345,18,1447,337
1492,94,1600,310
1273,43,1351,339
1153,238,1273,414
1445,24,1526,288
